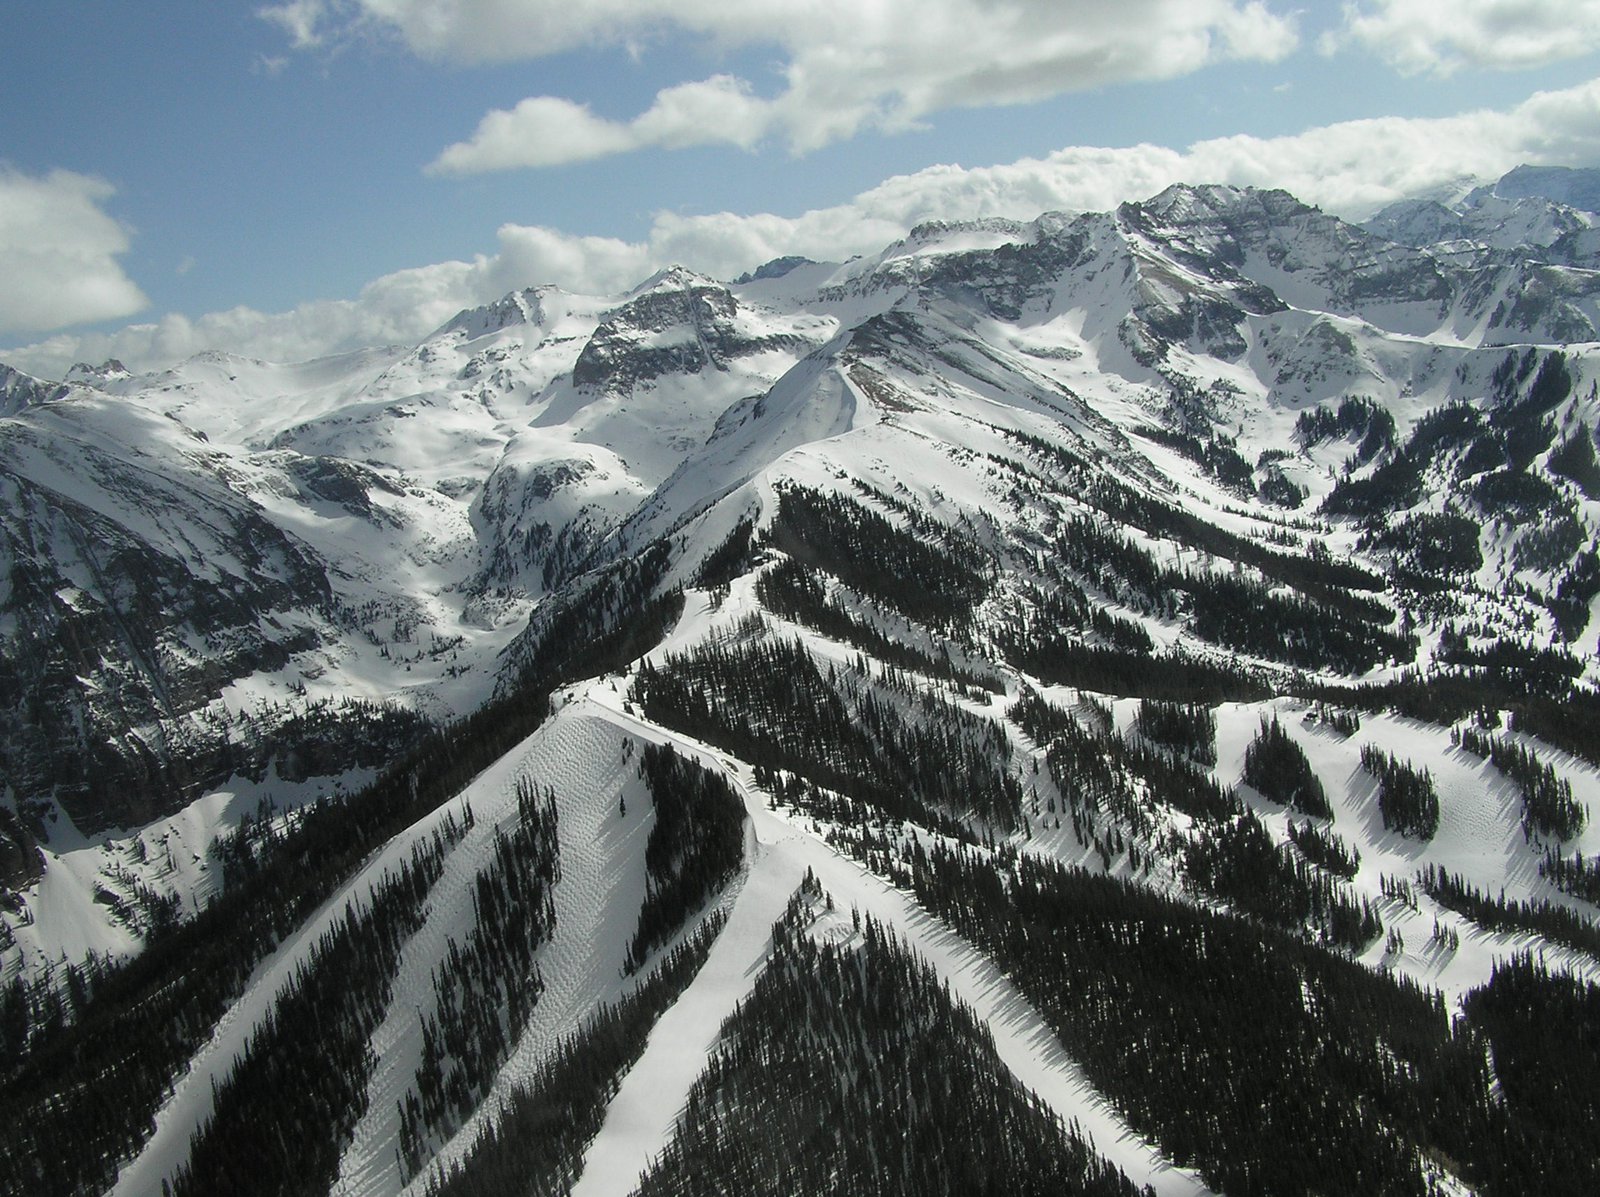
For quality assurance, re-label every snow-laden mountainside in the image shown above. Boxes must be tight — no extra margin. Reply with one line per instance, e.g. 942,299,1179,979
1365,164,1600,265
4,167,1600,1197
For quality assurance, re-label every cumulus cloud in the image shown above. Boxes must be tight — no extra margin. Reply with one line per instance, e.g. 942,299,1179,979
429,98,636,172
0,167,149,337
426,79,773,174
11,75,1600,377
1332,0,1600,75
0,224,641,379
269,1,1300,171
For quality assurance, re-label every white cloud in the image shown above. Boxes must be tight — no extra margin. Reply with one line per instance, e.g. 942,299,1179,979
4,257,484,380
486,225,654,295
631,76,772,151
276,1,1299,171
428,97,637,172
1332,0,1600,75
0,167,149,337
257,0,330,49
427,76,775,173
0,224,636,379
11,76,1600,377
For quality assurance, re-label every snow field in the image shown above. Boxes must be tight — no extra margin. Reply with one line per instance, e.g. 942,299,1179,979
6,766,375,981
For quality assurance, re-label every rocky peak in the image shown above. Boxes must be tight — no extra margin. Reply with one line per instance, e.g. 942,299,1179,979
572,273,752,390
902,216,1034,246
1127,184,1316,233
733,255,815,284
1366,188,1593,252
1361,198,1469,248
627,264,722,298
433,287,549,342
0,363,72,417
1493,163,1600,214
62,359,131,388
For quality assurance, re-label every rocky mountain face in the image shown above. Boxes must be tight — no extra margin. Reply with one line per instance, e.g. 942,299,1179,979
1365,165,1600,265
4,167,1600,1197
1494,164,1600,214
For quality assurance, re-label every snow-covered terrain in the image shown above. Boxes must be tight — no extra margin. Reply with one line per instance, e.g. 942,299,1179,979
5,165,1600,1197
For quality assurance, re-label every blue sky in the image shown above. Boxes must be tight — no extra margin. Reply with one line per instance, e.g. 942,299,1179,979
6,1,1600,374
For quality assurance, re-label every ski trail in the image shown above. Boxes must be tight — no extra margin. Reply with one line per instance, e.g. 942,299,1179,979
108,752,528,1197
568,829,795,1197
575,687,1216,1197
389,712,656,1195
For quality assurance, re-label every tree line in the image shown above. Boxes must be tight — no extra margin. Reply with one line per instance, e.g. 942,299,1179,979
626,744,746,972
0,535,683,1197
1454,724,1585,840
400,778,561,1179
633,632,1022,834
636,883,1147,1197
169,830,457,1196
422,914,726,1197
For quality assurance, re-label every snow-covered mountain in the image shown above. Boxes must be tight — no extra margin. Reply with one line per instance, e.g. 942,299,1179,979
1365,165,1600,259
4,169,1600,1197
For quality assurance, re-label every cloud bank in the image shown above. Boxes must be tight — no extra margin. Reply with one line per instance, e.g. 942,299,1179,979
0,167,148,337
1333,0,1600,76
264,1,1300,171
10,76,1600,376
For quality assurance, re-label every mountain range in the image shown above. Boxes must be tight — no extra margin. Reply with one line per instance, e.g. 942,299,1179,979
3,165,1600,1197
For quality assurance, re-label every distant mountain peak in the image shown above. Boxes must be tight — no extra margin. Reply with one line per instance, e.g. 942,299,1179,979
628,264,725,298
1133,182,1314,224
1365,164,1597,251
0,361,72,415
732,255,815,284
904,215,1033,244
1493,163,1600,213
63,358,130,388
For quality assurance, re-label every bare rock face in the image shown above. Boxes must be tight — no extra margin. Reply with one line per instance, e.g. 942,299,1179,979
0,364,74,417
0,384,434,839
572,270,804,391
0,807,42,894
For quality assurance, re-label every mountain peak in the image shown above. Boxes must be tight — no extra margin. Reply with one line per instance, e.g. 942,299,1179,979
628,264,724,297
1133,182,1315,226
433,287,550,341
1365,169,1596,251
63,359,131,388
0,361,72,415
1494,163,1600,214
732,255,815,284
904,215,1033,244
